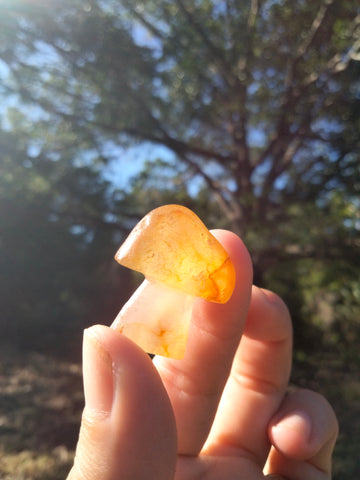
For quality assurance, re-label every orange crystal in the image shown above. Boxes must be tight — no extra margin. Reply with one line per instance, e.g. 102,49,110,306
112,279,194,359
115,204,236,303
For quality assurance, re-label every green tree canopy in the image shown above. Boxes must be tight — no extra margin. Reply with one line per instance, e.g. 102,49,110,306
2,0,359,231
1,0,359,354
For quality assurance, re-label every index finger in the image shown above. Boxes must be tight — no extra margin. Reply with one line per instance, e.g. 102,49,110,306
153,230,253,455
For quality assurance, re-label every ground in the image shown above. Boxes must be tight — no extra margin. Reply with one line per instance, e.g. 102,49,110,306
0,349,82,480
0,348,359,479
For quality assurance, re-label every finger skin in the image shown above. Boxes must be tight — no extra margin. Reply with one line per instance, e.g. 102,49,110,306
154,230,253,455
67,325,177,480
266,389,339,480
205,286,293,465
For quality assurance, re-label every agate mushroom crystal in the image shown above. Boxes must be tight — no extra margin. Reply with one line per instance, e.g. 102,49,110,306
111,204,236,359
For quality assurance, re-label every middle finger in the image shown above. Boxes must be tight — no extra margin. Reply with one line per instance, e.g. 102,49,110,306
205,286,293,467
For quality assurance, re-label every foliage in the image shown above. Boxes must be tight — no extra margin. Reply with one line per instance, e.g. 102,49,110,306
2,0,359,225
0,0,359,354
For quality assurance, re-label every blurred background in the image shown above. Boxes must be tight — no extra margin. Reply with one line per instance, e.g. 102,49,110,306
0,0,359,478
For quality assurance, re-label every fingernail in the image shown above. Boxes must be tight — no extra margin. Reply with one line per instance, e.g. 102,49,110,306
272,410,312,442
83,326,114,413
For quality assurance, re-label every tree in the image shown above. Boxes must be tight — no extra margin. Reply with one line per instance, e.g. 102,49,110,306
2,0,359,226
1,0,359,352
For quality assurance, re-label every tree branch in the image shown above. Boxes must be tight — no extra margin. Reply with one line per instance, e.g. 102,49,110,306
255,2,346,208
285,0,335,88
122,2,167,42
174,0,236,88
263,2,335,174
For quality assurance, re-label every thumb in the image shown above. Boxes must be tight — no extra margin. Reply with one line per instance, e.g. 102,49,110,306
67,325,177,480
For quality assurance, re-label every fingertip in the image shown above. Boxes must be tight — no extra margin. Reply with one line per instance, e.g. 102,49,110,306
211,229,253,288
245,286,292,343
210,229,253,322
268,389,338,472
270,409,313,460
193,229,253,342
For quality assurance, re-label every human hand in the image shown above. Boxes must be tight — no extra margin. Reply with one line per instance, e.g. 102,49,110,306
67,231,338,480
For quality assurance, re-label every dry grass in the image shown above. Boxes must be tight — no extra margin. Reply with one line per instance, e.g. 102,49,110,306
0,349,82,480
